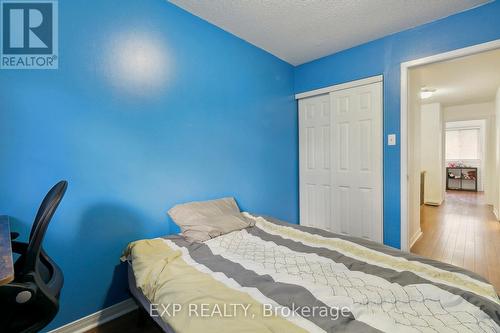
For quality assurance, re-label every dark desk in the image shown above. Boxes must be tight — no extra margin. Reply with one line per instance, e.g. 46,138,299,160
0,216,14,286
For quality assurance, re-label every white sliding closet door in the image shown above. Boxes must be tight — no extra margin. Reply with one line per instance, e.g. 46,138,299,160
331,82,383,242
298,79,382,243
299,94,332,231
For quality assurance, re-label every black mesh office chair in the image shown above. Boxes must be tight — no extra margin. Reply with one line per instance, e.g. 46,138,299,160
0,180,67,333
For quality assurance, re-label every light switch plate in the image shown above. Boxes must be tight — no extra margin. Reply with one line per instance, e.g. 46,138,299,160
388,134,396,146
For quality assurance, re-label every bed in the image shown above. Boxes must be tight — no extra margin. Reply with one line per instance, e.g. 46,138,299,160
123,213,500,333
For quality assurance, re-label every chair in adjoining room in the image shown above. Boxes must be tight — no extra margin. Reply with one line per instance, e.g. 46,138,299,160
0,180,68,333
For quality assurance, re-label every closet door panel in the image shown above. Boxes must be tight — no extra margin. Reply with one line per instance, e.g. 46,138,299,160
299,94,332,230
331,82,383,242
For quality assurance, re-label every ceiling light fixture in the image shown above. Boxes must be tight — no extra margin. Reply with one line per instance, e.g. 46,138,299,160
420,87,436,99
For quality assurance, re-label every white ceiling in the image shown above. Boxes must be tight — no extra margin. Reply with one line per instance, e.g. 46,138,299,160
169,0,488,65
412,48,500,107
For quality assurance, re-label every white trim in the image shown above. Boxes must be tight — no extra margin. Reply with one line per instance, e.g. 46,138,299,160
400,38,500,251
295,75,383,99
409,230,423,249
401,39,500,69
47,298,137,333
424,201,443,207
400,65,409,251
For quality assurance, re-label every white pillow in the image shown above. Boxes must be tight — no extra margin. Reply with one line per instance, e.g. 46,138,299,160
168,197,254,242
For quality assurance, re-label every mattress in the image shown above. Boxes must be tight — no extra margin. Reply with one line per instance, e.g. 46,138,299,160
123,213,500,333
128,261,175,333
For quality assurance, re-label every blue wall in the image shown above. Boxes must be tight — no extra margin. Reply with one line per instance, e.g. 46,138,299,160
3,0,500,329
294,1,500,248
0,0,296,330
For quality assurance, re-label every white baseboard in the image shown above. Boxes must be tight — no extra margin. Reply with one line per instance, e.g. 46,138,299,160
409,230,423,249
424,200,442,206
47,298,138,333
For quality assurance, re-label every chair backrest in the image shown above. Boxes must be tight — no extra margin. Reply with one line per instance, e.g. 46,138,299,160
22,180,68,276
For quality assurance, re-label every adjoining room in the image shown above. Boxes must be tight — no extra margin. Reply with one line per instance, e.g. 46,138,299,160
408,48,500,293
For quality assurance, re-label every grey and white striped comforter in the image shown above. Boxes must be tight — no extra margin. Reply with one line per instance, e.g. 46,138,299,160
125,213,500,333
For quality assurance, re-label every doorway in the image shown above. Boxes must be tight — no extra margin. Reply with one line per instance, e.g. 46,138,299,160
401,43,500,293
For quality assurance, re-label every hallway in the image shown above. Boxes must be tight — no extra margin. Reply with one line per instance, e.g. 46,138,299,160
411,191,500,294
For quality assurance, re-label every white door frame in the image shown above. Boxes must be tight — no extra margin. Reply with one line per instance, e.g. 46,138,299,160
400,39,500,251
295,75,383,100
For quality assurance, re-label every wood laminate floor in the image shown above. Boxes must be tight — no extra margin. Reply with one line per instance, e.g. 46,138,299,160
411,191,500,294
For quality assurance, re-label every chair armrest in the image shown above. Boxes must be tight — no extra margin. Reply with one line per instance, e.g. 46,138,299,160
40,250,64,298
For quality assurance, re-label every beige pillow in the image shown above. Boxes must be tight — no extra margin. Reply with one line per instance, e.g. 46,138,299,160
168,197,254,242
